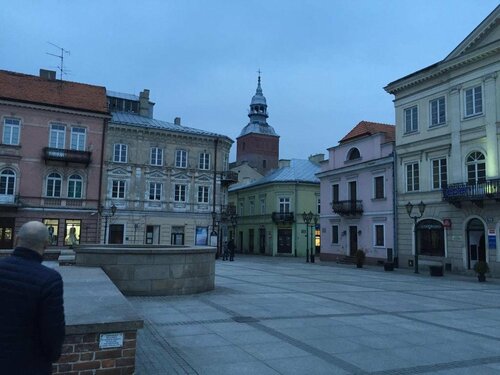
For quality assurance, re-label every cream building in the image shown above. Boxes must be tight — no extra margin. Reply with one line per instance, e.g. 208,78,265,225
101,90,235,246
385,6,500,274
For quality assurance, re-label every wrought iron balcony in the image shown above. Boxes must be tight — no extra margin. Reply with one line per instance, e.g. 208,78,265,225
442,179,500,207
220,171,238,185
331,200,363,216
43,147,92,166
272,212,294,224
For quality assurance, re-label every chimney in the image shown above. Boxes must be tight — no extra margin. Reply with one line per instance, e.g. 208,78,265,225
40,69,56,80
139,89,152,118
279,159,291,168
174,117,181,125
308,153,325,164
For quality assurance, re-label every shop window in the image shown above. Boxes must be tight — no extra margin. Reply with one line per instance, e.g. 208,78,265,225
43,219,59,246
64,219,81,246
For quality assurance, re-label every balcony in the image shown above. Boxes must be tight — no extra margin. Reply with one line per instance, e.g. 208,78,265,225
331,200,363,216
0,195,19,210
220,171,238,185
272,212,294,224
43,147,92,166
442,179,500,207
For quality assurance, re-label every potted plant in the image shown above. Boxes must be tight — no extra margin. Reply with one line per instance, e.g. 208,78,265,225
473,261,489,282
355,249,365,268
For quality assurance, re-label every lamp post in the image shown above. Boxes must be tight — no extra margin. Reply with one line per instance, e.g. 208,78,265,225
405,201,426,273
302,211,313,263
210,211,219,258
310,214,319,263
230,214,238,241
98,204,117,244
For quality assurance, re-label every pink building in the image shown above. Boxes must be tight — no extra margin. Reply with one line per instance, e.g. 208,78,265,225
0,69,109,249
317,121,395,264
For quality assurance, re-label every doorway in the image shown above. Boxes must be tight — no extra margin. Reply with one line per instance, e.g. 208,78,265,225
467,218,486,269
277,228,292,254
349,226,358,256
109,224,124,244
259,228,266,254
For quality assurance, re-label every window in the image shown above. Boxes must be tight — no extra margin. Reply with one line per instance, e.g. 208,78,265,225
347,148,361,160
65,219,81,246
406,162,419,192
223,153,229,171
175,150,187,168
0,169,15,196
249,200,255,215
49,123,65,148
374,224,384,247
114,144,127,163
149,182,162,200
150,147,163,166
332,225,339,244
332,184,339,203
70,127,86,150
43,219,59,246
404,106,418,133
467,151,486,184
432,158,448,189
111,180,126,198
464,86,482,117
67,175,82,198
317,198,321,214
260,197,266,214
46,173,62,197
430,97,446,127
374,176,384,199
174,184,187,202
417,219,445,257
279,197,290,213
197,186,209,203
199,152,210,170
239,201,244,216
2,118,20,145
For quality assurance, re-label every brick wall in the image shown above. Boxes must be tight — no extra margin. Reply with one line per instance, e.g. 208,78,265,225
52,330,137,375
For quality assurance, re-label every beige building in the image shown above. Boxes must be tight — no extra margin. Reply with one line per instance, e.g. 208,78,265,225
101,90,235,246
385,6,500,274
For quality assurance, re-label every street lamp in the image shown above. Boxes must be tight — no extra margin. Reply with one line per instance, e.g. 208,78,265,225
210,211,219,257
302,211,314,263
405,201,426,273
98,204,117,244
230,214,238,241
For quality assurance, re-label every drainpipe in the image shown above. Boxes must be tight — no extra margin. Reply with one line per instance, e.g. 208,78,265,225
392,148,398,266
97,116,109,243
212,138,219,257
294,182,298,257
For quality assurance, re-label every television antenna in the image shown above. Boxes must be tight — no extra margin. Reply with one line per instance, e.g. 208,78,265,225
46,42,70,80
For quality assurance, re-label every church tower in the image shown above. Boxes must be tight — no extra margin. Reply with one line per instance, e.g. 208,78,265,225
236,74,280,175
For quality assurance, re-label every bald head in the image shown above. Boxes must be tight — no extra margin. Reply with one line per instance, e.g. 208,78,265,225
16,221,50,255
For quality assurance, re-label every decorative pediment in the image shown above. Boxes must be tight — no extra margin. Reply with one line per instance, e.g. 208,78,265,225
108,167,130,176
197,174,212,182
148,171,167,179
172,172,190,181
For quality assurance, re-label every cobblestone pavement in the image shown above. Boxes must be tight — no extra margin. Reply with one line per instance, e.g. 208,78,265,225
129,256,500,374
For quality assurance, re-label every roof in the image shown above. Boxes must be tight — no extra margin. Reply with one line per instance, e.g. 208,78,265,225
110,112,233,140
238,122,278,137
106,90,139,101
0,70,108,114
339,121,395,144
230,159,320,191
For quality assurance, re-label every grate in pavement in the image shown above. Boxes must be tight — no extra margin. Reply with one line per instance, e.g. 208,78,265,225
232,316,260,323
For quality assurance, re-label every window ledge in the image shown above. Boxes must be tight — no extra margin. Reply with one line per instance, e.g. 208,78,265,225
403,130,420,137
463,113,484,121
371,197,387,201
429,123,447,130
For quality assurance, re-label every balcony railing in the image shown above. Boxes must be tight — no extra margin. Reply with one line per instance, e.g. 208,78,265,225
220,171,238,185
331,200,363,216
43,147,92,166
272,212,294,224
442,179,500,206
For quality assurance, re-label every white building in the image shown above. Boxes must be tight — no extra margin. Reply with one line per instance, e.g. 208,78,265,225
384,6,500,274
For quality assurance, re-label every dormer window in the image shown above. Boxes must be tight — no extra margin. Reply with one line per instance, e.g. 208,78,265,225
347,148,361,161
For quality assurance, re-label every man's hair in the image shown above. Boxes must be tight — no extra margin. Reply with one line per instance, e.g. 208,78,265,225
17,221,49,252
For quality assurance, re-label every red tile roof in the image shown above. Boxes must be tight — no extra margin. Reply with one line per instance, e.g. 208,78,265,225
339,121,395,144
0,70,109,114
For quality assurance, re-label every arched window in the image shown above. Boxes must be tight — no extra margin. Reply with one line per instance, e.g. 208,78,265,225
0,169,16,196
467,151,486,184
46,173,62,197
417,219,444,257
68,174,82,198
347,148,361,161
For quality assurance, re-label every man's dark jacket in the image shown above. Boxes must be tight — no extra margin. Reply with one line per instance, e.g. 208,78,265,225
0,247,65,374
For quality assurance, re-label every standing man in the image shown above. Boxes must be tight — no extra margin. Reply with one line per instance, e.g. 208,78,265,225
228,239,236,261
0,221,66,374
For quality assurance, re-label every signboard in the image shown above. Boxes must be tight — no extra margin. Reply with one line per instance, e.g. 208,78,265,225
99,333,124,349
488,229,496,249
195,227,208,246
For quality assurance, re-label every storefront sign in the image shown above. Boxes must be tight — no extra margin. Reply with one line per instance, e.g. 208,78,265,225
488,229,496,249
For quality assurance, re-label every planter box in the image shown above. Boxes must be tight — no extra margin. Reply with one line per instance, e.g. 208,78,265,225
429,265,444,277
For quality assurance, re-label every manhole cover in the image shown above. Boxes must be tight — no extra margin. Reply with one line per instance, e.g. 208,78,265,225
232,316,259,323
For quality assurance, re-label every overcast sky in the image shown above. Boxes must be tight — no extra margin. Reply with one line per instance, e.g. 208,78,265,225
2,1,498,161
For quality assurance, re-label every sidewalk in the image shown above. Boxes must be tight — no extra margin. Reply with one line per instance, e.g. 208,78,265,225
129,255,500,374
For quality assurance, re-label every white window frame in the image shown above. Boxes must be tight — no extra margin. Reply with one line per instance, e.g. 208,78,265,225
175,150,187,168
374,224,385,247
46,173,62,197
466,151,486,184
464,85,483,117
114,144,127,163
429,96,446,127
404,106,418,134
67,174,83,199
332,225,339,244
111,180,126,199
332,184,339,203
260,197,266,214
373,175,385,199
2,118,20,145
199,152,210,170
174,184,187,202
49,123,66,149
70,127,86,151
150,147,163,166
0,168,16,196
279,197,290,213
431,157,448,190
149,182,162,201
406,162,420,192
197,186,209,203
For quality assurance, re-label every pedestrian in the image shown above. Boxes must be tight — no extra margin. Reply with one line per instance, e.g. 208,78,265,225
222,241,229,261
0,221,66,374
228,239,235,261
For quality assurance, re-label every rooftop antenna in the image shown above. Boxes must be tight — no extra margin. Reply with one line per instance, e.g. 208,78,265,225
46,42,70,80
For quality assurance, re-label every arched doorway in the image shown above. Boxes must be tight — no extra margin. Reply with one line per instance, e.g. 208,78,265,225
466,218,486,269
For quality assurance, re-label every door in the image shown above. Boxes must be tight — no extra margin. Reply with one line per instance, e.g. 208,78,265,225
349,226,358,256
0,218,15,249
277,228,292,254
249,229,254,253
109,224,124,244
259,228,266,254
467,218,485,269
146,225,160,244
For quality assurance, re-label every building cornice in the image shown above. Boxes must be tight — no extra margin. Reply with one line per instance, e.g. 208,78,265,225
0,99,111,119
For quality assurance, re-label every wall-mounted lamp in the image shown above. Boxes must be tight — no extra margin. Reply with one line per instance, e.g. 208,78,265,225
358,230,362,236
